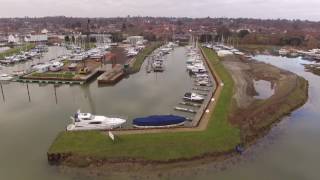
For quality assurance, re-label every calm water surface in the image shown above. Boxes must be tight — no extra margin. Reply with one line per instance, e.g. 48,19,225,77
0,47,195,180
254,80,275,99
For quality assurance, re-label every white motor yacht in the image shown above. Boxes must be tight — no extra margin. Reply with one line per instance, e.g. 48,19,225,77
279,49,289,56
67,110,126,131
195,73,209,78
49,62,64,72
127,49,139,57
0,74,14,81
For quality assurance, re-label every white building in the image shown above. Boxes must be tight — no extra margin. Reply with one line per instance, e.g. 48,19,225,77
126,36,144,45
26,34,48,43
90,34,112,44
8,34,18,43
41,29,49,34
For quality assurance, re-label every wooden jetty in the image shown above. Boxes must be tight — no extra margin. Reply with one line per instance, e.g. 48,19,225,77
97,65,124,85
174,107,197,114
179,102,202,107
196,92,208,96
195,83,213,87
192,87,210,92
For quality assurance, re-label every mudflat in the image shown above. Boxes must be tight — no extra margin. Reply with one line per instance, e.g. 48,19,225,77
223,55,308,143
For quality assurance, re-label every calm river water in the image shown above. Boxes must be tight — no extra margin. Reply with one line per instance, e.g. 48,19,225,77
0,47,195,180
169,55,320,180
1,50,319,180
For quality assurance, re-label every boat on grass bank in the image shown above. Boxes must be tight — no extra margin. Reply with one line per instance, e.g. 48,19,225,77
133,115,186,128
66,110,126,131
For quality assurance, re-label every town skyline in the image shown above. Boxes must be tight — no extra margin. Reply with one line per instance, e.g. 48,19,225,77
1,0,320,21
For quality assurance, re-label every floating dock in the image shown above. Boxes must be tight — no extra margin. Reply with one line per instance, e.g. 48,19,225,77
179,102,202,107
192,87,210,91
14,79,84,85
174,107,197,114
196,92,208,96
97,65,124,85
195,83,213,87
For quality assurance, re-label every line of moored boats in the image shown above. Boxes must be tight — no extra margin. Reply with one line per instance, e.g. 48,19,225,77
147,42,177,73
279,48,320,60
183,46,211,103
66,43,206,131
0,45,48,65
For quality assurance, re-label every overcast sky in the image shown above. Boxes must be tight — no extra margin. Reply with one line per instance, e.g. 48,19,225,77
1,0,320,21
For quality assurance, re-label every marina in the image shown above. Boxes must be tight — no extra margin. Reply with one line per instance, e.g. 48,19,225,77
0,1,319,179
0,46,213,131
0,46,200,179
1,40,310,180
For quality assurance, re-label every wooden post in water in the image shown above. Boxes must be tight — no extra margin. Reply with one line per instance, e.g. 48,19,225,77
0,83,5,102
53,85,58,104
26,83,31,102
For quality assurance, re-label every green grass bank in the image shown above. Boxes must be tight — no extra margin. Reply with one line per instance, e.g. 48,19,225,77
0,43,35,59
130,42,163,73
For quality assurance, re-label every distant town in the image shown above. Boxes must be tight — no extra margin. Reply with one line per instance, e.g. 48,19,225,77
1,16,320,48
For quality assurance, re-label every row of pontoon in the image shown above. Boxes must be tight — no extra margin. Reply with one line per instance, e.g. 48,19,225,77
146,42,177,73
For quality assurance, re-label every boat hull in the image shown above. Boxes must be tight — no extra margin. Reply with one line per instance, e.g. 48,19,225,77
133,115,186,128
66,123,123,131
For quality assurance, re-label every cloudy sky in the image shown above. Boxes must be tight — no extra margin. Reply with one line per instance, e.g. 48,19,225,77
1,0,320,21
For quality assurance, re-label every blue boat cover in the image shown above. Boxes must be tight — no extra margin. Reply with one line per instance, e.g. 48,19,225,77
133,115,186,126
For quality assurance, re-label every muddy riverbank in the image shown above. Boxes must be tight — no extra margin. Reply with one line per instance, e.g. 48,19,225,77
224,55,308,145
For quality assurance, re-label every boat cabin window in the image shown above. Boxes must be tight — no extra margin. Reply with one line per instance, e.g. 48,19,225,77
89,122,102,124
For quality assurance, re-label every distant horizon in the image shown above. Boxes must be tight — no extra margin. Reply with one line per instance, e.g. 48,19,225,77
0,15,319,23
1,0,320,21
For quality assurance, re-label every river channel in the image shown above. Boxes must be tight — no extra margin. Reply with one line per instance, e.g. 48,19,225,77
0,46,196,180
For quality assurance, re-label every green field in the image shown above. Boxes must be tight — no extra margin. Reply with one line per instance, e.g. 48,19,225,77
131,42,163,73
30,72,76,79
0,44,35,59
48,48,240,162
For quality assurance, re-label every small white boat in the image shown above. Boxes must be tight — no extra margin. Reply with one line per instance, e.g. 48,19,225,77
196,79,211,86
195,73,209,78
152,61,164,72
196,77,210,83
49,62,64,72
183,92,204,102
0,74,14,81
279,49,289,56
127,49,139,57
66,110,126,131
12,70,26,76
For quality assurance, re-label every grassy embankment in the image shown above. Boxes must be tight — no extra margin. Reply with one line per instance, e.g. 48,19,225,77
0,43,35,59
130,42,163,73
30,72,75,79
48,48,240,163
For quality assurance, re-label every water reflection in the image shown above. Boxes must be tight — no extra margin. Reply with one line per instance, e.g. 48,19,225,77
0,47,196,180
254,80,275,99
